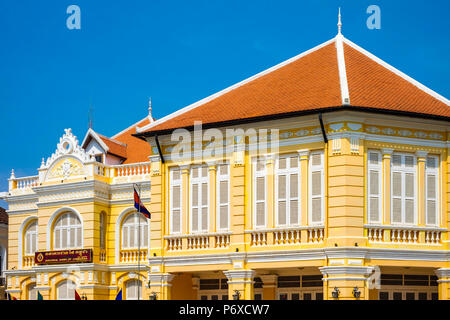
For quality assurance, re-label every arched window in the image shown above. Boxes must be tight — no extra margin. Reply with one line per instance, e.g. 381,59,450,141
121,213,148,249
24,221,38,256
28,283,37,300
57,280,76,300
53,213,82,250
126,279,142,300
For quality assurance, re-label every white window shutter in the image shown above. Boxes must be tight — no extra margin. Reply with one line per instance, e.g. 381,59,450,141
368,152,381,223
426,156,439,226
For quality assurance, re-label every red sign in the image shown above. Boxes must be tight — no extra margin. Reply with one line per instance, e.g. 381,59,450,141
34,249,93,265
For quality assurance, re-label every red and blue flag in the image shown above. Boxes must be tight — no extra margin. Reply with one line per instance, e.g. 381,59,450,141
134,188,151,219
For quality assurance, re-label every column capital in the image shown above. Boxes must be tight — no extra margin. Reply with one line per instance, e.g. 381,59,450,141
149,273,174,285
435,268,450,280
297,149,310,159
382,148,394,156
319,266,375,280
259,274,278,286
149,155,161,163
223,270,255,282
416,150,428,159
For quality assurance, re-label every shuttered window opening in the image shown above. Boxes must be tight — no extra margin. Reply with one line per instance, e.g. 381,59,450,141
170,168,182,234
391,154,416,225
275,155,300,226
57,280,75,300
277,276,301,288
425,156,439,226
121,213,149,249
367,151,382,223
217,164,230,231
24,221,38,256
190,165,209,233
253,158,266,228
99,212,106,250
126,279,142,300
53,212,82,250
199,279,228,290
301,275,323,287
309,151,324,224
381,274,437,286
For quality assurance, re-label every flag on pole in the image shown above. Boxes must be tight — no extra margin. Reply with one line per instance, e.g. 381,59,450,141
134,188,151,219
115,288,123,300
7,293,17,300
37,290,43,300
75,290,81,300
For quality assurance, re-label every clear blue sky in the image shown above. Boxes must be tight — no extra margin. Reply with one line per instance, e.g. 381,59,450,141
1,0,449,208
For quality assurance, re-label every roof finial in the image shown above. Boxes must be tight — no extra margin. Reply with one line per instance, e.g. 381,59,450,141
337,7,342,35
148,97,154,122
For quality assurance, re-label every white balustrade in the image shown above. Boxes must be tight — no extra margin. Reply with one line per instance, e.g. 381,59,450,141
119,249,147,263
167,237,183,251
187,235,210,249
115,163,151,177
274,229,301,245
391,228,419,243
367,228,384,242
425,230,441,244
365,225,445,245
307,227,324,243
23,256,35,268
215,234,231,248
15,176,39,190
250,231,268,246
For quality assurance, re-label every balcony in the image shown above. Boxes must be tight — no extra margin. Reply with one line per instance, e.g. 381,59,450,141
119,249,148,263
246,226,325,247
165,232,232,251
23,255,35,268
365,224,446,245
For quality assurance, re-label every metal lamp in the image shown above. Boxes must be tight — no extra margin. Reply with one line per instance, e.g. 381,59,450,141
232,290,241,300
149,292,157,300
352,287,361,299
332,287,340,299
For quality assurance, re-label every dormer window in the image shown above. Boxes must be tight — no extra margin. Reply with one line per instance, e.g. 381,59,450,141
95,154,103,163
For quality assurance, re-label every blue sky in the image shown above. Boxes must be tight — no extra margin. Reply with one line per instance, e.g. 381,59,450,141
0,0,449,208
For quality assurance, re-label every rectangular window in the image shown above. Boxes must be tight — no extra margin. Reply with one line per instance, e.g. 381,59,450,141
253,158,266,228
217,164,230,231
309,151,324,224
190,165,209,233
426,156,439,226
391,153,416,225
170,168,182,234
368,151,382,223
275,155,300,226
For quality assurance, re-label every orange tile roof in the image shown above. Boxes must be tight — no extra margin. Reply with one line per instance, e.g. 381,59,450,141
112,118,152,164
97,134,128,159
138,36,449,136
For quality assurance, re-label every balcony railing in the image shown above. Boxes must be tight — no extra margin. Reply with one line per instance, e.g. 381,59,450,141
246,226,325,247
365,225,446,245
165,232,232,251
23,255,35,268
119,249,148,263
9,161,152,192
99,249,106,263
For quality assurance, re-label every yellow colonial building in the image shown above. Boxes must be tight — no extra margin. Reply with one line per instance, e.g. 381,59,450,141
2,27,450,300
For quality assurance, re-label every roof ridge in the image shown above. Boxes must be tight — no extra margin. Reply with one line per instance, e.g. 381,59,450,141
97,132,128,147
335,34,350,105
343,37,450,106
137,37,338,134
111,117,150,140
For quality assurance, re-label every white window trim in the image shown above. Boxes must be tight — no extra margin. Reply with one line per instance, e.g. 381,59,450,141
24,221,38,256
367,150,382,224
189,164,209,233
216,163,230,231
390,153,417,226
274,154,301,227
169,167,183,234
308,151,325,225
53,212,82,250
425,155,440,226
47,207,84,251
121,213,149,250
252,157,267,229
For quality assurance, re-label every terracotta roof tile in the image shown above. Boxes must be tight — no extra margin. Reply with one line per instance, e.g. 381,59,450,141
139,36,449,135
97,134,128,159
113,118,152,164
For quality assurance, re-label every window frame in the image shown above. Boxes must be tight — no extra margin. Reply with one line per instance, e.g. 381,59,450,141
367,150,382,224
308,151,325,225
425,155,440,226
390,153,417,226
24,220,38,256
216,163,230,231
252,157,267,229
169,167,183,234
53,212,82,250
121,213,149,250
189,164,209,233
274,154,301,227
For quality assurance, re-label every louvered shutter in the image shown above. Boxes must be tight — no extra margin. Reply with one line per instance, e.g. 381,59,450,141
256,176,265,226
219,176,229,230
392,171,402,223
368,151,381,223
404,173,415,224
426,156,438,225
290,173,299,224
201,182,208,231
309,151,324,224
278,174,287,225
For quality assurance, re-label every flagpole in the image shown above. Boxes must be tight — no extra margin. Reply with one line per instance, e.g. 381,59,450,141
137,183,141,301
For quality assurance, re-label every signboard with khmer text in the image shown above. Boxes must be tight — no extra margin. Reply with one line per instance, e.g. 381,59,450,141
34,249,93,265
